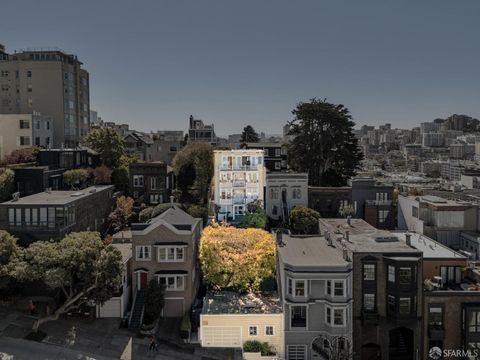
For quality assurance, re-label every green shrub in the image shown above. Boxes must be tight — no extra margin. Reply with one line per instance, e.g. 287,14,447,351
243,340,275,355
139,207,154,222
179,313,191,339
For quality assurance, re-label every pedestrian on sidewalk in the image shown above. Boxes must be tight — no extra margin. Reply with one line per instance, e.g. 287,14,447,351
148,335,157,354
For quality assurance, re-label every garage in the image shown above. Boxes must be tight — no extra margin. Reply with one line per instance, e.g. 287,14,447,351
201,326,242,347
163,298,185,317
97,298,121,318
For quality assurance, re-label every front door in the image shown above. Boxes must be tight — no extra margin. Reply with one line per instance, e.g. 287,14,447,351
140,272,148,289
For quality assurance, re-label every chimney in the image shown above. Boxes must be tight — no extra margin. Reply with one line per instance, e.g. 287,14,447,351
342,247,349,261
406,233,412,247
345,230,350,242
170,195,175,207
347,215,351,226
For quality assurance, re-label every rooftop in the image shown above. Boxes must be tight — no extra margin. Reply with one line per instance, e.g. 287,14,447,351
0,185,113,206
202,291,282,315
319,218,422,254
277,233,350,270
111,243,132,263
392,232,466,259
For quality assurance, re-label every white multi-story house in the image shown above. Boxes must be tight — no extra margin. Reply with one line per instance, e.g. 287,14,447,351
213,150,266,222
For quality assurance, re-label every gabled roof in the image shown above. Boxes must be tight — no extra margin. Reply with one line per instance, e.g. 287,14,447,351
131,206,201,236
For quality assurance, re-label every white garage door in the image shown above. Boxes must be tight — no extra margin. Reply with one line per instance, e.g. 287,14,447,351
98,298,121,318
202,326,242,347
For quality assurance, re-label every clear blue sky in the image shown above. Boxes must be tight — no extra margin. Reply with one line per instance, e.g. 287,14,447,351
2,0,479,135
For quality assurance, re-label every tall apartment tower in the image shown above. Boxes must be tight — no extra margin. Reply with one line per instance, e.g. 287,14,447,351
0,44,90,148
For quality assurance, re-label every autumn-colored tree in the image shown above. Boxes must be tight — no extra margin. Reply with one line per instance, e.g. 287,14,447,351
290,206,321,234
93,165,112,184
108,196,134,232
63,168,90,189
199,225,276,292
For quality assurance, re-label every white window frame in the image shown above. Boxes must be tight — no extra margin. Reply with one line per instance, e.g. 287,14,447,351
293,279,307,298
248,325,258,337
157,274,185,291
136,245,152,261
150,177,158,190
133,175,144,187
265,325,274,336
326,280,345,297
325,306,346,327
156,246,185,262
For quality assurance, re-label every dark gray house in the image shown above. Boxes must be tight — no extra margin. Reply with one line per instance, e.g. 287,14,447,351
0,185,114,244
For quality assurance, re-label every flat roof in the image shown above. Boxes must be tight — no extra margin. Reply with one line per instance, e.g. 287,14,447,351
319,218,422,254
277,233,350,269
392,232,466,259
0,185,113,206
203,291,282,315
111,243,132,263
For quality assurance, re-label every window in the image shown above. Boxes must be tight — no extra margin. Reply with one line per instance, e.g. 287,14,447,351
399,267,411,284
27,70,32,78
287,345,306,360
157,246,184,262
363,293,375,311
388,265,395,282
412,206,419,218
133,175,144,187
275,148,281,157
363,264,376,280
27,84,32,92
378,210,389,224
326,280,344,297
136,245,151,261
376,192,388,201
388,295,395,312
428,307,443,329
249,326,257,336
294,280,306,297
287,278,293,296
19,136,30,146
291,305,307,328
326,306,345,326
151,177,158,190
468,311,480,333
292,188,302,199
150,194,162,204
265,326,274,336
272,205,278,216
158,275,185,290
19,119,30,129
8,208,14,226
274,162,281,170
334,281,344,296
399,297,411,315
270,188,279,199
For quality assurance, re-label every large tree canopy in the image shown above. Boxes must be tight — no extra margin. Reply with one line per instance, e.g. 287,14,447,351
241,125,259,144
0,231,23,290
86,128,125,168
199,225,275,292
0,168,15,202
287,98,363,186
172,142,213,204
19,232,123,331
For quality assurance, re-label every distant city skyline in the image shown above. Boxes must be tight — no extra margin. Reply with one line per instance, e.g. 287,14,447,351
2,0,480,135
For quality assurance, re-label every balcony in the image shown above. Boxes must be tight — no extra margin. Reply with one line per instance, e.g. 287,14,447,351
233,197,246,204
233,180,246,187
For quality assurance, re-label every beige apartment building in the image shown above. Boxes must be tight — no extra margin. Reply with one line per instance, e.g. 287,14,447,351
0,44,89,147
0,113,53,160
0,114,32,160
